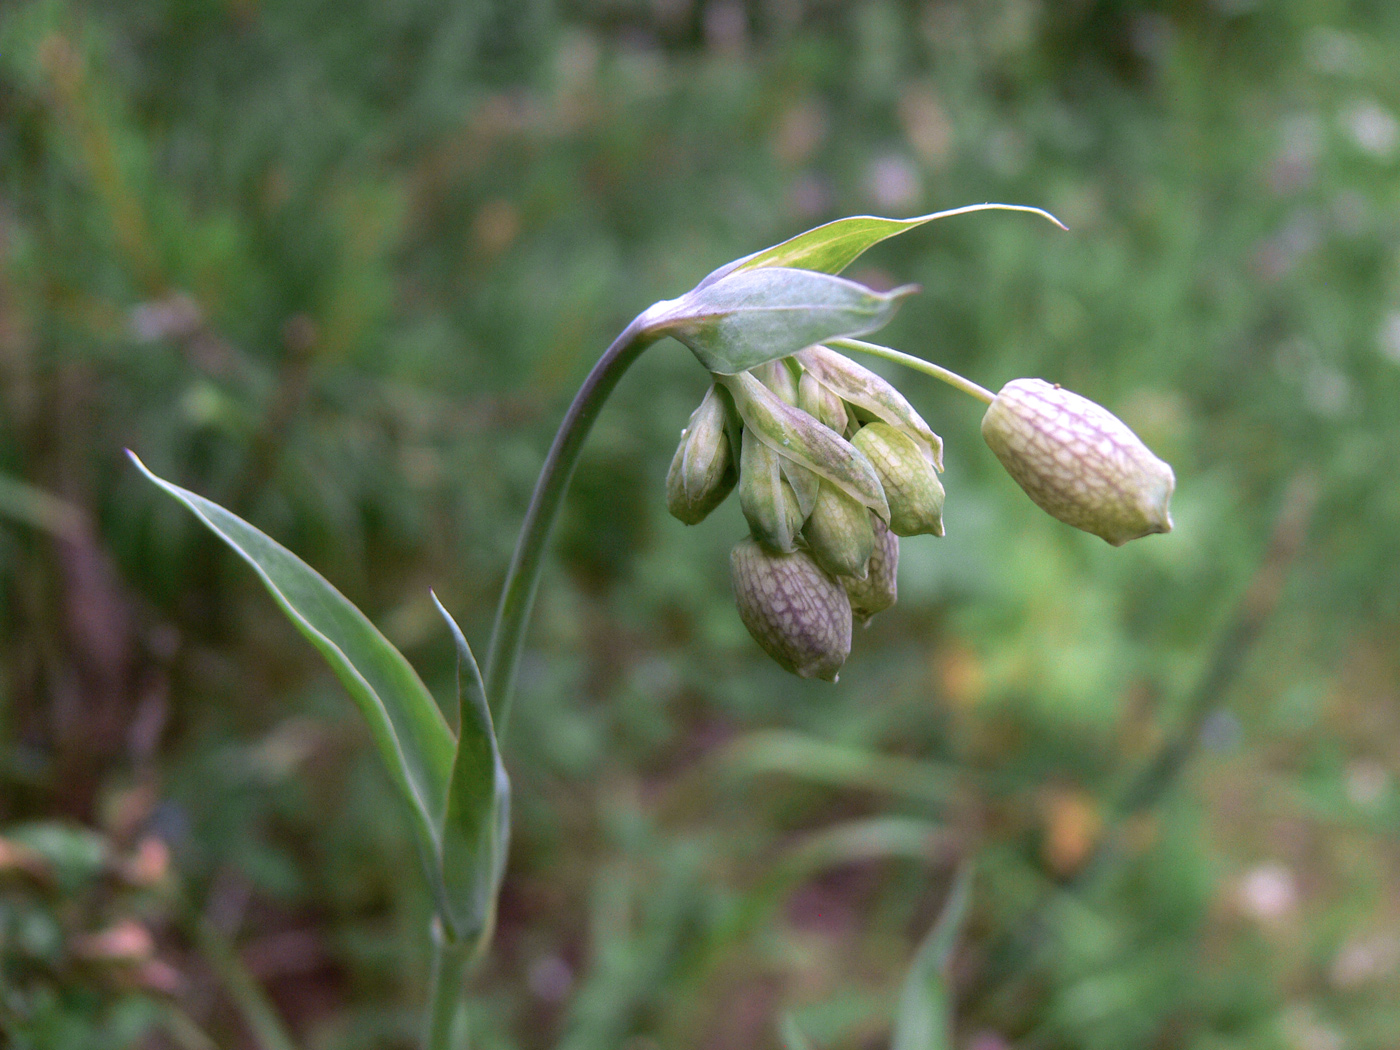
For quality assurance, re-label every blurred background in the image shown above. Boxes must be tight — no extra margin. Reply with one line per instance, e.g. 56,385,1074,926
2,0,1399,1047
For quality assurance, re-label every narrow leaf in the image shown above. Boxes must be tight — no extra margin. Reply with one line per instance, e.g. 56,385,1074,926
433,594,511,945
722,371,890,520
129,453,455,915
891,865,972,1050
648,267,915,375
699,204,1067,287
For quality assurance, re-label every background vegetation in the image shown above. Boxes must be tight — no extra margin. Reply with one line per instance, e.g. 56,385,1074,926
3,0,1399,1047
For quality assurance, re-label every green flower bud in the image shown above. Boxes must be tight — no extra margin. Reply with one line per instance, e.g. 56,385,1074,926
842,514,898,623
721,371,889,522
780,457,820,519
803,483,875,580
739,427,804,552
763,364,821,518
753,359,799,404
850,423,945,537
796,346,943,469
666,384,736,525
798,371,849,435
980,379,1175,546
730,537,852,681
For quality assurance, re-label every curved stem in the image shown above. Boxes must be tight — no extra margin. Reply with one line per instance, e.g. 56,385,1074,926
424,931,477,1050
483,316,660,741
829,338,996,405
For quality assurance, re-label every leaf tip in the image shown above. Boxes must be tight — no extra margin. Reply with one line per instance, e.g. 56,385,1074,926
125,449,159,485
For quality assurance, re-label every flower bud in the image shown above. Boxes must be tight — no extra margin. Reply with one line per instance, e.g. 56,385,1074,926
842,514,898,623
730,537,852,681
798,371,849,435
803,483,875,579
850,423,945,537
739,428,804,552
666,384,736,525
780,457,820,519
753,359,799,405
722,371,889,522
796,346,943,468
980,379,1175,546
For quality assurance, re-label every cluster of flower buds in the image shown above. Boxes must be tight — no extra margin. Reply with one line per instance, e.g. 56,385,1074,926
666,343,1176,681
667,346,946,681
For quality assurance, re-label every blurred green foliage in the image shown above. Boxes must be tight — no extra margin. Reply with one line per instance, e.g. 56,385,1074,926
2,0,1400,1048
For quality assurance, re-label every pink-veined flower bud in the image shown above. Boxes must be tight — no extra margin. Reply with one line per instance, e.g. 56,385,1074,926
981,378,1175,546
730,537,852,681
842,514,899,623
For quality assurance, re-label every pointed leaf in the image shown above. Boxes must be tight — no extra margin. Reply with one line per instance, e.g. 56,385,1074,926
722,371,889,521
129,453,455,916
433,595,511,945
699,204,1066,287
646,267,915,375
892,865,972,1050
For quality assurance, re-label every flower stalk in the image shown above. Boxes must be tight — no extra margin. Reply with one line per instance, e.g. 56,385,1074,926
482,316,659,739
830,337,996,405
424,929,482,1050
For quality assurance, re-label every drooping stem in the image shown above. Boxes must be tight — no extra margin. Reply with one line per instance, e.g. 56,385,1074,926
424,931,478,1050
830,338,996,405
483,315,660,740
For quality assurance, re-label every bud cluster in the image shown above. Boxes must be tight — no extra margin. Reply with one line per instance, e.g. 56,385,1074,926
664,344,1177,681
666,347,946,681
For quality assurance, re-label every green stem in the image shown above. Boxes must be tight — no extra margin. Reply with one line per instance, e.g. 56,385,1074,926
483,315,660,740
425,932,478,1050
829,338,996,405
194,917,301,1050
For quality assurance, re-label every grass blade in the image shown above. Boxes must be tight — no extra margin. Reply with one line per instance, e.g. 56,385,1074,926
891,865,972,1050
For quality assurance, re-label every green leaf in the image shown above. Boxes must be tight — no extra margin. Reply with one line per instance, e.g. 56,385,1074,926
433,594,510,946
891,865,972,1050
645,267,915,375
129,453,457,920
699,203,1066,286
